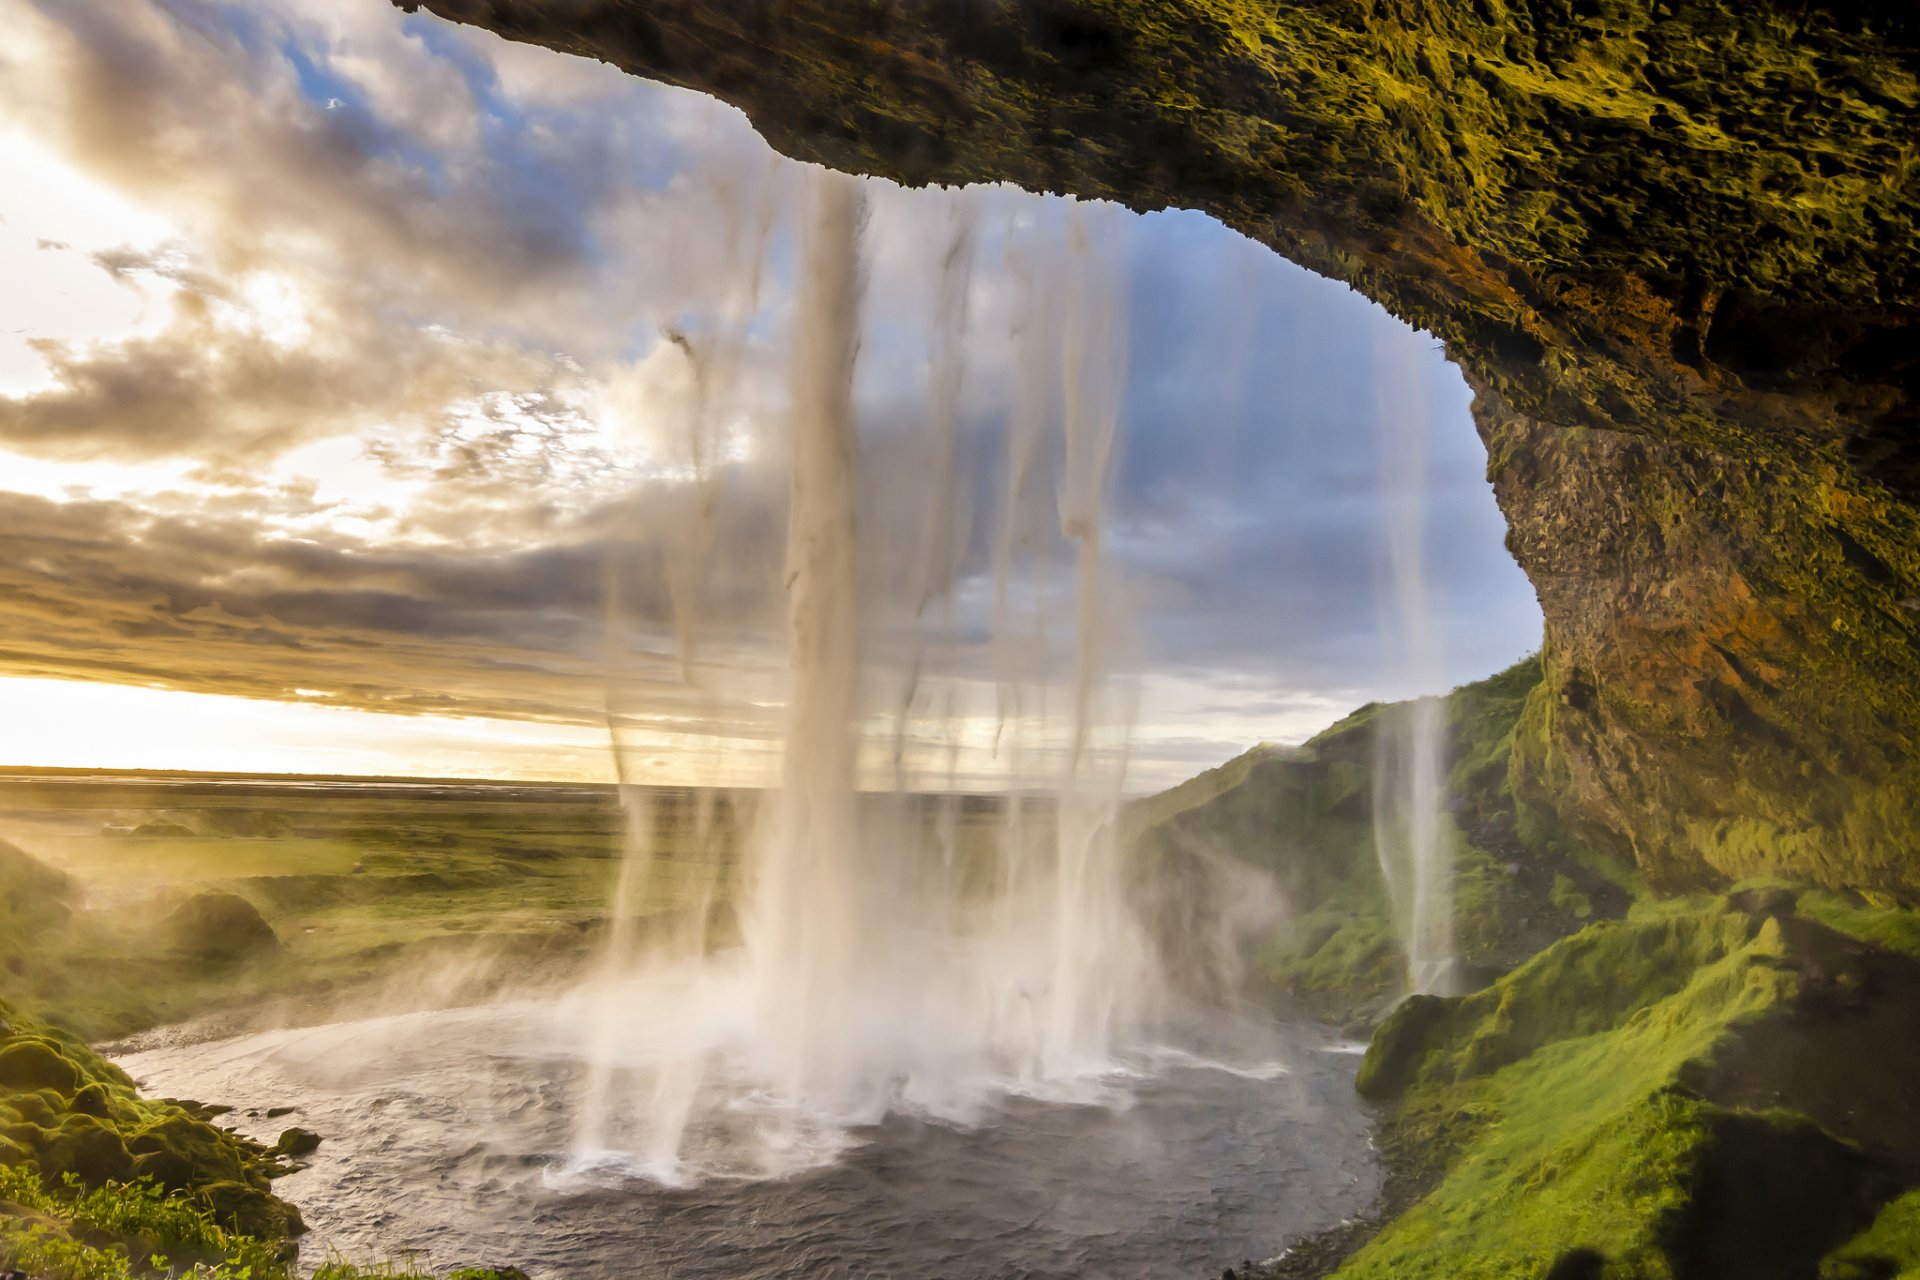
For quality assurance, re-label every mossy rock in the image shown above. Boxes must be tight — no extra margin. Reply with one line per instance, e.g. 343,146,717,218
67,1081,114,1119
273,1127,321,1158
0,996,307,1247
126,1111,257,1189
159,892,281,961
198,1176,306,1239
35,1113,136,1184
0,1039,82,1094
6,1091,60,1128
1356,994,1458,1101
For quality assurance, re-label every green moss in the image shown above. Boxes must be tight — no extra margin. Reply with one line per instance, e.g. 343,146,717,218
0,1040,84,1094
1336,893,1920,1279
0,995,295,1245
1824,1190,1920,1280
1133,656,1627,1016
0,1002,524,1280
1342,907,1798,1277
1550,874,1593,920
1798,889,1920,959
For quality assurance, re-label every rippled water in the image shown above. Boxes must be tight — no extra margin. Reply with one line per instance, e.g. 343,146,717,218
117,1001,1378,1280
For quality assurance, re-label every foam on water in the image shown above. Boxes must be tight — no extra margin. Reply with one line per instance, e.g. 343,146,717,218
114,1002,1379,1280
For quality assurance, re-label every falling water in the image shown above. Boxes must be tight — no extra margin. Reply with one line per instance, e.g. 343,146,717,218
567,170,1163,1182
745,170,871,1117
1371,336,1457,997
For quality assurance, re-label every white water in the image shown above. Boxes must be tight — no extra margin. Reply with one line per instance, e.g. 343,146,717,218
567,172,1163,1183
1371,337,1457,997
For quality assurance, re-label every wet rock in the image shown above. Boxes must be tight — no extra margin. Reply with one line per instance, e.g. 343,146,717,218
275,1126,322,1158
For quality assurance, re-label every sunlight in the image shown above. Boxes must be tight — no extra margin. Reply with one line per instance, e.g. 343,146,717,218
0,675,615,781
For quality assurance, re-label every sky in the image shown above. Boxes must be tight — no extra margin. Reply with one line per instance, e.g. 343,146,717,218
0,0,1543,790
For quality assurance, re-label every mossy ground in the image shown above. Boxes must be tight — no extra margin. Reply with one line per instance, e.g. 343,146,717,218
1303,892,1920,1280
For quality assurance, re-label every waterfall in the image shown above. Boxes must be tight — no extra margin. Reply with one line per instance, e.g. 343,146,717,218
565,171,1162,1183
1372,334,1457,997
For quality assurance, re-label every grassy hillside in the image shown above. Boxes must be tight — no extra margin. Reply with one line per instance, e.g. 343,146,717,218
1308,887,1920,1280
1132,655,1633,1020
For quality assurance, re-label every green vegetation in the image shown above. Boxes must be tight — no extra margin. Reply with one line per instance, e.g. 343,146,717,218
1126,662,1920,1279
1323,891,1920,1280
0,775,657,1038
0,775,665,1277
1824,1191,1920,1280
0,989,533,1279
0,993,294,1278
0,997,294,1238
0,1161,526,1280
1132,655,1629,1019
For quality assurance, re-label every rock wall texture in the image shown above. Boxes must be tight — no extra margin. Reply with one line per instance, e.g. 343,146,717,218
401,0,1920,894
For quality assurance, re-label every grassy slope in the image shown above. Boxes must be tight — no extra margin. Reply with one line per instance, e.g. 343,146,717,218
1328,891,1920,1280
1130,662,1920,1279
1131,655,1632,1019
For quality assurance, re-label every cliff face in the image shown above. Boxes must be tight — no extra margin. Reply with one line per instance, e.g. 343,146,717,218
402,0,1920,894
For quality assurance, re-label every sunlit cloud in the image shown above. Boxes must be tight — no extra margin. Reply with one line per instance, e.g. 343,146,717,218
0,0,1543,789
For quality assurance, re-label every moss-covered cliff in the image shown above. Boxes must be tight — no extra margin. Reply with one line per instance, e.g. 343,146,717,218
1131,657,1632,1019
401,0,1920,895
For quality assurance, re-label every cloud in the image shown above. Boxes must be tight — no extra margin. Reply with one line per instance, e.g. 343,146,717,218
0,0,1544,789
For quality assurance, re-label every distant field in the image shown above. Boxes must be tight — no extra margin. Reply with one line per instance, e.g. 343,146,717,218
0,771,1028,1039
0,773,655,1037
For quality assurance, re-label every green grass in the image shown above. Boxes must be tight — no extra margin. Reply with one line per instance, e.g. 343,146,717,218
1131,655,1632,1018
1344,907,1789,1277
1798,889,1920,960
1340,893,1920,1279
0,1163,525,1279
0,777,652,1038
